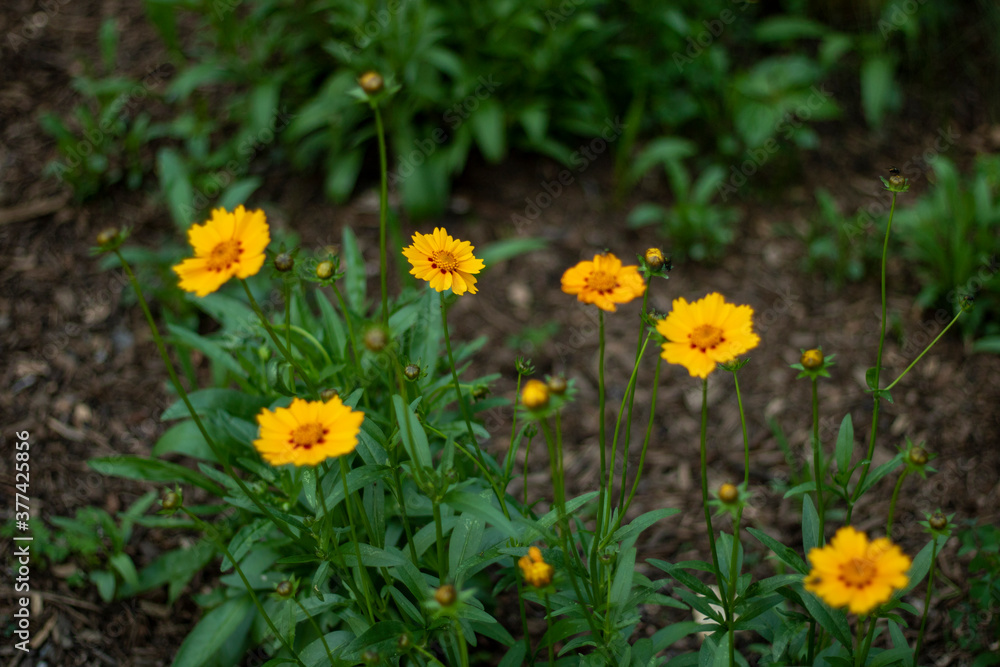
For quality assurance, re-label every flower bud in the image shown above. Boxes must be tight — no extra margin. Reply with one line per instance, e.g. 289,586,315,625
363,327,388,352
434,584,457,607
521,379,550,410
644,247,665,270
274,252,294,272
397,634,412,651
929,513,948,531
320,388,339,402
472,385,490,400
161,489,182,510
316,261,335,279
718,483,739,504
908,446,928,466
801,349,823,370
96,227,120,247
359,71,384,94
276,580,293,598
547,376,567,395
361,650,380,666
515,356,535,375
404,364,421,381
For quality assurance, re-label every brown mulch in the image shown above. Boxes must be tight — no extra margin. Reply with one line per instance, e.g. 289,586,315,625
2,0,999,665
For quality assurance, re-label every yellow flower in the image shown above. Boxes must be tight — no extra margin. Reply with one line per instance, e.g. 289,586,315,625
805,526,911,616
253,396,364,467
656,292,760,378
521,379,550,410
402,227,485,295
560,253,646,312
173,206,270,297
519,546,554,588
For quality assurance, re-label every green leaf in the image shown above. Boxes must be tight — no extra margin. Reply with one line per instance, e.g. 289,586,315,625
91,570,117,602
610,546,637,620
341,621,407,660
152,420,217,462
88,456,222,495
856,453,904,497
341,226,366,312
449,512,485,587
800,590,852,648
470,98,506,162
902,535,947,595
171,595,254,667
783,481,817,499
167,324,245,378
218,177,262,212
498,643,527,667
802,494,819,555
610,508,679,546
161,388,272,422
132,540,216,603
157,148,194,231
651,621,704,653
754,16,829,41
860,55,897,128
221,519,272,571
444,490,517,540
746,527,809,574
477,237,547,268
325,149,363,203
865,366,880,391
868,647,913,667
109,552,139,588
392,395,432,468
834,414,854,484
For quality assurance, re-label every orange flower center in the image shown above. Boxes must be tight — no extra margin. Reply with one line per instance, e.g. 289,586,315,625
430,250,459,273
588,270,618,293
289,422,328,450
689,324,725,351
839,557,876,588
207,240,243,272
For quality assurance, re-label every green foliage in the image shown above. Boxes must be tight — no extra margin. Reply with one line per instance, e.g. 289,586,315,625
949,523,1000,662
894,156,1000,340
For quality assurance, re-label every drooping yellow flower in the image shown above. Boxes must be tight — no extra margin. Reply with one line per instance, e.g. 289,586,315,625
173,206,270,297
560,253,646,312
402,227,485,295
253,396,364,467
521,379,550,411
805,526,911,616
518,546,554,588
656,292,760,378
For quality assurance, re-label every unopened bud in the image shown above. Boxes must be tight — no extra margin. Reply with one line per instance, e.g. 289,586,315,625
363,327,388,352
276,581,293,597
161,490,181,510
320,388,339,402
718,483,739,504
644,247,665,270
909,446,928,466
801,349,824,370
547,376,567,395
361,649,380,665
929,513,948,531
404,364,421,380
359,71,384,94
434,584,457,607
316,261,334,279
96,227,120,247
397,634,412,651
274,252,294,272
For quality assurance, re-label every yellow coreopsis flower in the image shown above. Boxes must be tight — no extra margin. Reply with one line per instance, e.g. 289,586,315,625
253,396,364,467
518,546,554,588
521,379,550,411
656,292,760,378
560,252,646,312
173,206,271,297
805,526,911,616
402,227,485,295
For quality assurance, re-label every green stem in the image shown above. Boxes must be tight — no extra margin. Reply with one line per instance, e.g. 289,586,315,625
241,279,317,395
699,378,723,582
608,332,653,510
544,591,555,667
182,508,306,667
883,311,963,392
433,500,448,581
914,538,939,662
516,577,534,667
115,251,297,538
337,457,375,623
593,310,608,591
886,470,909,538
331,282,362,374
374,104,390,326
727,511,742,667
811,377,826,541
806,619,816,665
505,373,524,483
453,618,470,667
857,616,877,667
849,192,897,521
294,596,335,665
606,356,662,541
283,280,294,388
618,290,651,515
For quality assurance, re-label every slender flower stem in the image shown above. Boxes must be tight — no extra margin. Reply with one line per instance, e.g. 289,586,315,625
453,618,471,667
618,290,651,514
181,508,306,667
856,615,877,667
544,591,555,667
515,577,533,667
607,356,662,540
849,192,897,521
811,377,826,541
727,511,742,667
114,251,296,538
337,457,375,623
373,104,390,326
283,280,294,387
293,596,335,665
331,282,362,374
699,378,722,582
594,311,608,587
883,310,963,392
886,470,909,538
433,500,448,581
608,332,652,509
914,538,940,662
241,279,318,395
504,372,525,484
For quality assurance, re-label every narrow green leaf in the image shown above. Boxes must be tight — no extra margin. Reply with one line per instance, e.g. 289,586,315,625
392,395,432,468
800,590,852,648
88,456,222,495
172,596,254,667
802,494,819,555
341,226,366,311
901,535,947,595
783,481,817,499
747,527,809,574
834,414,854,483
610,508,680,546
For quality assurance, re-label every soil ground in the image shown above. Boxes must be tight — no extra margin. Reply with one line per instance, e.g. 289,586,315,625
2,1,999,665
